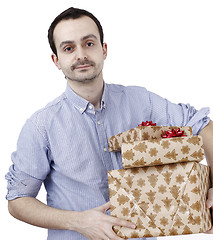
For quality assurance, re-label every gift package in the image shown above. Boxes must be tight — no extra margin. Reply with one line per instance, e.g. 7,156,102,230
108,124,212,238
108,125,192,152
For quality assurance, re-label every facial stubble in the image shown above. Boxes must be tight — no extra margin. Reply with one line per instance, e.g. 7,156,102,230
65,60,102,83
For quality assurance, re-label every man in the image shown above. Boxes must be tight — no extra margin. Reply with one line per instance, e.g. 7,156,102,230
5,6,213,240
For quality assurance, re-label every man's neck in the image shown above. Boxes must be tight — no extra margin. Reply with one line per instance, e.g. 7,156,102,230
67,76,104,111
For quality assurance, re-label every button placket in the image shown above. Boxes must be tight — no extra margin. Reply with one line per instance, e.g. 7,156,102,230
95,111,113,170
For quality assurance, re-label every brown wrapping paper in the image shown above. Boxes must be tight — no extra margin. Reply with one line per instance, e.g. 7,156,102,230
108,126,192,152
121,136,204,168
108,162,211,238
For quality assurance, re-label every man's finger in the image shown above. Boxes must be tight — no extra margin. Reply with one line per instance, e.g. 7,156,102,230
107,231,126,240
205,226,213,234
206,188,213,208
95,201,111,212
110,216,136,229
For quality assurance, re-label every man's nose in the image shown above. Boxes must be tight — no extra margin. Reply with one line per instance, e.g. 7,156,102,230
75,47,87,61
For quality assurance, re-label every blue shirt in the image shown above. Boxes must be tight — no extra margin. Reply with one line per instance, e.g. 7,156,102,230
5,82,210,240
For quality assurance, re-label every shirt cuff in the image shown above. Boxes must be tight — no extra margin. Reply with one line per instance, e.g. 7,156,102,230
5,165,42,200
186,107,210,135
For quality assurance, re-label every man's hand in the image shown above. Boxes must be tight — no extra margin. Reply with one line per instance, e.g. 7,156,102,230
8,197,135,239
199,121,213,234
71,202,136,240
206,188,213,233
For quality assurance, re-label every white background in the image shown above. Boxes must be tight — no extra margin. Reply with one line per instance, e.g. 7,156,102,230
0,0,212,239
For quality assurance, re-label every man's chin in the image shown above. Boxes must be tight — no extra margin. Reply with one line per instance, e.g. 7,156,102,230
65,70,102,83
65,75,97,83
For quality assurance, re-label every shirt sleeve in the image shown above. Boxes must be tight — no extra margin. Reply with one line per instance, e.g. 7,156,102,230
5,119,51,200
148,91,210,135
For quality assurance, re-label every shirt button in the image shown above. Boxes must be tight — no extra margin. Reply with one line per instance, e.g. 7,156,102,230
97,121,101,125
104,148,107,152
89,105,92,110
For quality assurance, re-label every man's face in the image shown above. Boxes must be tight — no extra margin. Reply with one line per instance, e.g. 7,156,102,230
52,16,107,83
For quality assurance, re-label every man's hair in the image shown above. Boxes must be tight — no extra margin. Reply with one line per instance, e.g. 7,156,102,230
48,7,104,56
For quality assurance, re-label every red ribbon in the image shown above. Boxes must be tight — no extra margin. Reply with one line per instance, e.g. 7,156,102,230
138,121,156,126
162,128,187,138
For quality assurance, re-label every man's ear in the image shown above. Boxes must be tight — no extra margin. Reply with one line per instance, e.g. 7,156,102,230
51,53,61,70
103,43,107,60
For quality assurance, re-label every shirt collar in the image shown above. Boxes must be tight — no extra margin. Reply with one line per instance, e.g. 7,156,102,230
64,82,108,114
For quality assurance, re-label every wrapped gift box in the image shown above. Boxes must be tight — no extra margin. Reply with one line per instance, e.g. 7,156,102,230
108,126,192,152
121,135,204,168
108,126,211,238
108,161,211,238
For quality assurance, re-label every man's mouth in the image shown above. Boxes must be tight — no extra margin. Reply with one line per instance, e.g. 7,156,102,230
75,65,91,70
71,60,95,71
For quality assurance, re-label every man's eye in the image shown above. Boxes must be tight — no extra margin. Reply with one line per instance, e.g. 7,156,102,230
64,46,73,52
86,42,94,47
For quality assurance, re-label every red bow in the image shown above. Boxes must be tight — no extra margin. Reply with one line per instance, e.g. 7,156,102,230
138,121,156,126
162,128,187,138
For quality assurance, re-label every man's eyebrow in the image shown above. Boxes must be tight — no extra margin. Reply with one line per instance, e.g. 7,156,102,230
81,34,98,41
59,40,74,48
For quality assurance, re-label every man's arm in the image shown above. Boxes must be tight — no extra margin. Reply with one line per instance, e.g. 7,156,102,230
8,197,136,240
199,120,213,233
